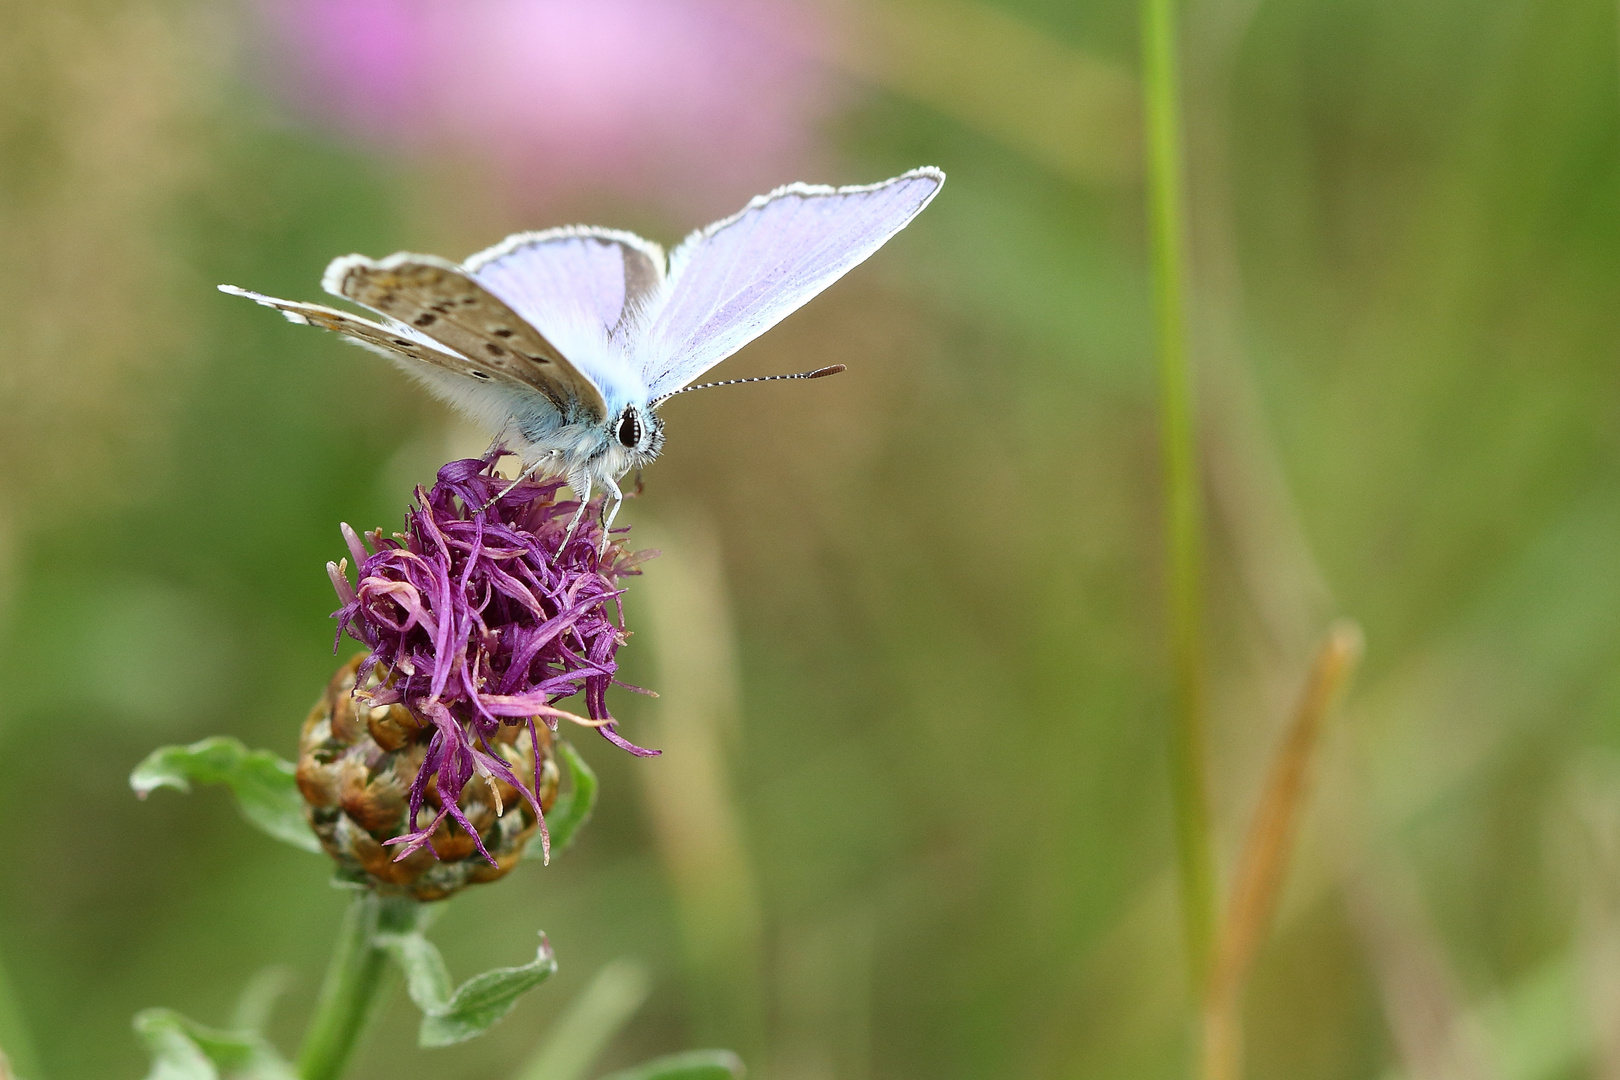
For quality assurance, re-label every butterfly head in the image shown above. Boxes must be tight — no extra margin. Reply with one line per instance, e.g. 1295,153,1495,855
604,401,664,475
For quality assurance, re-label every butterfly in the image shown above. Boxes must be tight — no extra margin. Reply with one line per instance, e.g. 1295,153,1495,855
222,167,945,536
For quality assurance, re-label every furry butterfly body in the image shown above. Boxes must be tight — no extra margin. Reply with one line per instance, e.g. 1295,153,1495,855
222,168,944,527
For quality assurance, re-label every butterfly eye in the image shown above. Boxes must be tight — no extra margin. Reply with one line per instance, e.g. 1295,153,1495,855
616,409,642,449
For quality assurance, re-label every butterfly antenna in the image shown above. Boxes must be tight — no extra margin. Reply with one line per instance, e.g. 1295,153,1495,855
651,364,846,408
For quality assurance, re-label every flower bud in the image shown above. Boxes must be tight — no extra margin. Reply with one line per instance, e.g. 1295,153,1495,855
298,655,559,900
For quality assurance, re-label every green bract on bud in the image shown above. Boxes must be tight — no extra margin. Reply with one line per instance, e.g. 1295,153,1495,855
297,655,560,900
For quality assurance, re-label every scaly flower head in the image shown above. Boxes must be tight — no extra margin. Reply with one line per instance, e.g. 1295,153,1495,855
297,654,560,900
327,453,654,870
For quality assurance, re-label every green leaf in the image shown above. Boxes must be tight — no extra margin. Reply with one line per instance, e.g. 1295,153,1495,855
526,740,598,862
133,1009,298,1080
373,930,453,1016
597,1050,746,1080
375,930,558,1048
230,966,294,1034
130,737,320,854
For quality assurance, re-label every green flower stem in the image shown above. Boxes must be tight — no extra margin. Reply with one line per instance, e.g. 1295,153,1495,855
1141,0,1217,990
297,892,420,1080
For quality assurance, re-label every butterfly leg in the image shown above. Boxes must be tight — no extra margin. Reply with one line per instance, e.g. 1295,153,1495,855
477,451,552,513
481,466,533,513
598,476,624,556
556,471,594,561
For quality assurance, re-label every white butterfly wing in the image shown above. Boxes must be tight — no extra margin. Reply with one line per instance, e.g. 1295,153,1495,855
639,167,944,400
465,227,666,408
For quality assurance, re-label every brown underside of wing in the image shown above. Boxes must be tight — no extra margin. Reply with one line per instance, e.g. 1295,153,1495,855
331,259,605,416
242,295,478,372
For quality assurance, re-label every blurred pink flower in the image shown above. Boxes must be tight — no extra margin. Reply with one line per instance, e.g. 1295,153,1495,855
257,0,839,212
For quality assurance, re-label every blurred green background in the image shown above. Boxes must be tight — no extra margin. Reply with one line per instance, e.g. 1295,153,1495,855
2,0,1618,1077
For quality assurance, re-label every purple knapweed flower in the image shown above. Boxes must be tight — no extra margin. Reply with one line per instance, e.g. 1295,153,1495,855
328,452,655,865
252,0,839,216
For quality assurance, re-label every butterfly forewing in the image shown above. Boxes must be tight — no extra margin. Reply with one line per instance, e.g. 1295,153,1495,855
465,228,669,409
324,253,608,419
466,226,666,342
641,167,944,400
217,285,473,369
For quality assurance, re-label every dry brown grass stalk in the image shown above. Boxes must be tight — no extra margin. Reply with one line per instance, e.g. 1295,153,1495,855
1201,619,1364,1080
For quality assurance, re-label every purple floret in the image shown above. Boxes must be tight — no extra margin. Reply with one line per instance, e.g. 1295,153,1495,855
329,452,656,864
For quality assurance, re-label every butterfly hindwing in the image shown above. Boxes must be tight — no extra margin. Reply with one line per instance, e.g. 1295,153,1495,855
324,253,608,419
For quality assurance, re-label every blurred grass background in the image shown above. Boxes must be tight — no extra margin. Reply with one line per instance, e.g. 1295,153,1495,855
1,0,1618,1078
